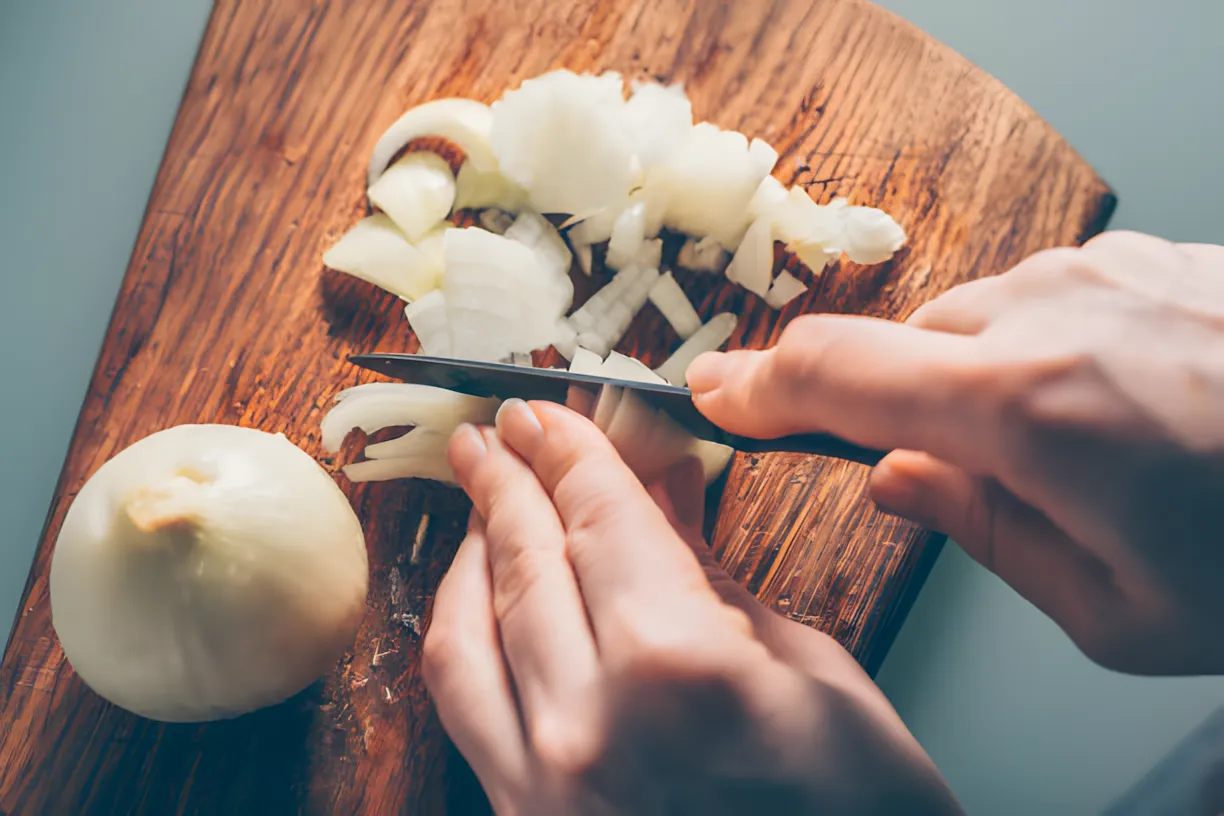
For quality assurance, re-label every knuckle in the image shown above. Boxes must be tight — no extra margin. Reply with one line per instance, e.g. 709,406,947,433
529,714,595,775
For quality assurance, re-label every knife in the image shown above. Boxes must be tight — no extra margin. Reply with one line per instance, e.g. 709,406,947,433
348,353,888,467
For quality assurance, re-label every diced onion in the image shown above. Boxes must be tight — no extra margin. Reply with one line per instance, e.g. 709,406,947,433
368,98,497,185
453,161,528,212
477,208,515,235
490,70,636,217
323,214,442,302
841,205,907,265
655,312,738,386
568,347,605,375
648,272,702,339
404,290,452,356
725,216,773,297
764,270,808,309
624,81,693,169
367,153,455,241
606,201,648,270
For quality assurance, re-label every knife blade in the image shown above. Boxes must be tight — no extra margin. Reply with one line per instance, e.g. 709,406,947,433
347,353,887,467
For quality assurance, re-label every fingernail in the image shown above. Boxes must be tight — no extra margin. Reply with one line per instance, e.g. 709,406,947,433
685,352,731,394
495,398,544,451
450,423,487,462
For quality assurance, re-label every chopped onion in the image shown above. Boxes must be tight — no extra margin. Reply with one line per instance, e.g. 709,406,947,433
367,152,455,241
454,161,528,212
749,175,788,220
572,241,594,276
768,187,846,272
593,350,668,384
655,312,738,386
840,205,907,264
725,216,773,297
443,227,572,360
505,210,573,281
368,98,498,185
570,265,659,357
477,208,515,235
490,70,636,218
650,122,776,248
764,270,808,309
322,382,499,453
606,200,648,270
568,347,605,375
404,290,452,356
509,352,533,367
677,235,730,273
323,214,443,302
648,272,702,339
624,81,693,168
344,455,458,486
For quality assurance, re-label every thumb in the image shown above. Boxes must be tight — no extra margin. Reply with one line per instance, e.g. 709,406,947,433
869,450,1118,651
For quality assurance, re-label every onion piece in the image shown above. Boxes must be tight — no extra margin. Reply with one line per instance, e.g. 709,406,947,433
363,427,451,460
344,454,458,486
453,162,528,212
633,238,663,271
568,347,605,375
749,175,788,220
404,290,452,356
655,312,738,386
764,270,808,309
367,153,455,241
505,210,573,281
606,200,648,270
322,382,499,453
769,187,846,272
725,216,774,297
323,214,443,302
509,352,534,367
368,98,497,185
596,351,668,384
490,70,636,218
572,241,594,276
443,227,572,360
840,205,907,264
650,122,775,248
624,81,693,169
648,272,702,339
478,208,515,235
572,265,660,357
677,235,730,273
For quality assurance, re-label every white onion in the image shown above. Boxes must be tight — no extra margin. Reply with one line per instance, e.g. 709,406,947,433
648,272,702,339
504,210,573,281
50,424,368,722
650,122,776,247
571,265,659,357
368,98,497,185
749,175,789,220
840,205,907,264
322,382,498,453
568,346,605,375
725,216,774,297
404,290,452,356
443,227,571,360
634,238,664,271
655,312,738,386
764,270,809,309
624,81,693,168
490,70,636,217
606,200,648,270
323,214,443,302
367,152,455,241
453,161,528,212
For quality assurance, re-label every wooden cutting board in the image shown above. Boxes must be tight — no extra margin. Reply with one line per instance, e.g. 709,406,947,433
0,0,1114,812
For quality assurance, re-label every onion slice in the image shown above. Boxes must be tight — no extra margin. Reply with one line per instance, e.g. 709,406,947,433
367,153,455,241
655,312,738,386
321,382,499,453
368,98,497,185
322,214,442,302
725,216,773,297
648,272,702,339
404,290,452,356
764,270,808,309
454,161,528,212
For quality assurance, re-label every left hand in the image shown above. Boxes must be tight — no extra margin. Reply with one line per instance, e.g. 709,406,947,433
423,399,959,815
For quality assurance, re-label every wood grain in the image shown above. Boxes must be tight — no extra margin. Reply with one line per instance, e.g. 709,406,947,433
0,0,1115,812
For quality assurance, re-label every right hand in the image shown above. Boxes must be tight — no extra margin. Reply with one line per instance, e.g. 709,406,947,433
687,231,1224,676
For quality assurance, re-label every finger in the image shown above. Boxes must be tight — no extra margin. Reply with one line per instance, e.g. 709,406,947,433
492,399,749,654
869,449,1120,648
905,275,1008,335
685,314,994,472
422,522,528,807
447,421,600,735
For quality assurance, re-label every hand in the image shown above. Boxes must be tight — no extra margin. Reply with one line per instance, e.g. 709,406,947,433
687,231,1224,675
423,400,960,815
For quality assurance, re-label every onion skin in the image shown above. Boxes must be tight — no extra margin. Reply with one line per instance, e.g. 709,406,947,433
50,424,369,723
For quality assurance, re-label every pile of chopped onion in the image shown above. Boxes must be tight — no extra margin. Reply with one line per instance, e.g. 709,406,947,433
323,69,907,486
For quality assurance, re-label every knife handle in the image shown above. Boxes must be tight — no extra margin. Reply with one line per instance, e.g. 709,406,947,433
726,432,888,467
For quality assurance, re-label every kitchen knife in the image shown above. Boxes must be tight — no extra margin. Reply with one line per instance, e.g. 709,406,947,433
348,353,888,467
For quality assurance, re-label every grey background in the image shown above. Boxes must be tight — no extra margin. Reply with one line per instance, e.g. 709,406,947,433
0,0,1220,812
